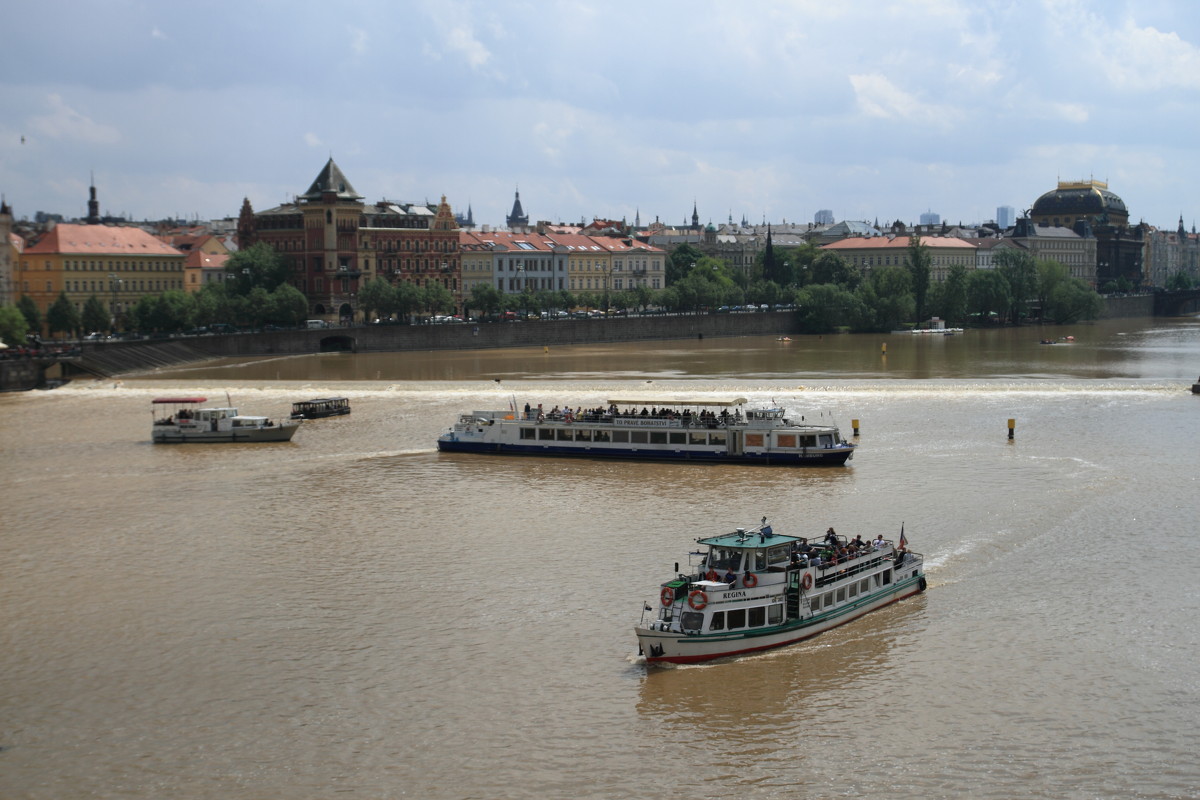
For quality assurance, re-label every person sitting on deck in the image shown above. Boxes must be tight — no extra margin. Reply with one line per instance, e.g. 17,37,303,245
873,535,885,550
723,569,736,584
825,527,839,546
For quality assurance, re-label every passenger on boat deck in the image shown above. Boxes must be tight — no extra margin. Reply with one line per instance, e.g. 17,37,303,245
851,535,865,548
873,535,885,549
723,569,736,584
825,527,839,545
810,553,822,568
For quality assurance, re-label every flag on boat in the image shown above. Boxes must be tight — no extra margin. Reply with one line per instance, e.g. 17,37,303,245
898,524,908,551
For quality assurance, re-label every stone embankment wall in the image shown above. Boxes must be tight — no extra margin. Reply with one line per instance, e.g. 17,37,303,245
1099,294,1153,319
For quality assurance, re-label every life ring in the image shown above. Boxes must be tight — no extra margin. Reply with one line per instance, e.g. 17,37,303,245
688,590,708,610
660,587,675,606
801,572,813,591
705,570,719,582
743,573,758,588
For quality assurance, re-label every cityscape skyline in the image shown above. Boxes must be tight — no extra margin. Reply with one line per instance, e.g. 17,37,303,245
2,0,1198,230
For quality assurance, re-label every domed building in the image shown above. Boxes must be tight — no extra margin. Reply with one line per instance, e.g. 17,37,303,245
1029,179,1145,289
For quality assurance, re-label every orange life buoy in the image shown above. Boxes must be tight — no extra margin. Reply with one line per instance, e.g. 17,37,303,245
688,590,708,610
801,572,813,591
705,570,719,582
743,573,758,588
660,587,675,606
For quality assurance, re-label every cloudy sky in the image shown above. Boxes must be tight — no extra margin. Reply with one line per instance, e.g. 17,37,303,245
2,0,1198,231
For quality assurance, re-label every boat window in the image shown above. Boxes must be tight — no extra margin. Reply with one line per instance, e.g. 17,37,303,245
726,609,746,629
688,432,707,445
709,431,726,446
612,430,629,443
836,588,846,602
557,429,573,441
709,611,725,631
746,433,764,447
754,549,766,571
799,434,817,447
680,612,704,632
861,579,870,593
819,434,834,447
669,432,685,445
649,431,667,444
882,569,892,584
873,573,882,587
593,429,610,442
710,549,742,571
748,606,766,627
520,427,536,439
777,434,796,448
576,429,592,442
629,431,648,444
768,604,783,625
767,545,790,566
539,428,555,440
848,583,858,598
823,593,835,609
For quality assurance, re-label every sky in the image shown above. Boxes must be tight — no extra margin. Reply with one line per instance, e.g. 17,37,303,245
2,0,1198,232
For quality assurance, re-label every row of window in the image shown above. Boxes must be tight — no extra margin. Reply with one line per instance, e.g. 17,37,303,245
25,260,180,272
681,571,895,633
519,427,730,446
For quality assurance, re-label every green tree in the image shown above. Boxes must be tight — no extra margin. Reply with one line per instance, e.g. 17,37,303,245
0,306,29,345
994,248,1037,323
81,295,110,334
630,284,654,312
809,251,861,289
667,243,704,284
224,242,290,294
422,283,455,317
904,235,932,323
794,283,864,333
357,277,395,323
47,291,82,339
469,284,503,318
966,269,1011,323
270,284,309,326
856,266,914,332
16,295,41,335
1166,270,1194,290
935,264,969,325
1045,277,1103,324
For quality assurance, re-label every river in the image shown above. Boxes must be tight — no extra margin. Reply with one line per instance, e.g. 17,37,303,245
2,318,1199,799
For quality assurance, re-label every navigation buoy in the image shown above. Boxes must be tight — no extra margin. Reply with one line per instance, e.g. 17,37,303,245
881,342,887,355
1008,418,1016,440
852,419,860,436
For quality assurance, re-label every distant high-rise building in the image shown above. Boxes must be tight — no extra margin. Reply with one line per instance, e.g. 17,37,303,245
814,209,834,225
919,211,941,226
996,205,1015,229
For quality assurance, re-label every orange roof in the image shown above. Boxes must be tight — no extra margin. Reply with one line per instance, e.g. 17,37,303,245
25,223,183,257
184,250,229,269
821,236,976,251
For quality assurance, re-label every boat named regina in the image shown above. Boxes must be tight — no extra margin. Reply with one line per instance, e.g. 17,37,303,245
437,398,855,466
151,397,300,443
636,518,925,664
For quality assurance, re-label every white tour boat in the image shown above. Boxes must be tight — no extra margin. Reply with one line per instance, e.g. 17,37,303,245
151,397,300,443
437,398,855,466
635,518,925,664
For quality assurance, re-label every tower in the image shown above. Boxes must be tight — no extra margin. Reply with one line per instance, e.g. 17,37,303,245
507,189,528,230
86,175,100,225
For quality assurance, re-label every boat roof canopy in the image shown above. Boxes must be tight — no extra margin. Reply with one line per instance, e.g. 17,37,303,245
605,397,748,408
152,397,207,404
697,528,803,549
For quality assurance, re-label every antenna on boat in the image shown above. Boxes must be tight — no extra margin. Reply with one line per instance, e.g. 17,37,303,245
225,391,232,407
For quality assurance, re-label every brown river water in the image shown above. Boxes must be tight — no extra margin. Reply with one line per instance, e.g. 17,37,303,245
2,318,1199,799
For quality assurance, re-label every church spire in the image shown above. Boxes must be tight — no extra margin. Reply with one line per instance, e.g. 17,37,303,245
86,172,100,225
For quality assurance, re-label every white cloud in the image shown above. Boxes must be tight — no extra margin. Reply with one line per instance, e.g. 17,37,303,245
848,74,960,130
304,132,323,148
445,25,492,71
28,94,120,144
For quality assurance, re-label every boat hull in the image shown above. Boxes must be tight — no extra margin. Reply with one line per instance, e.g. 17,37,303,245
436,439,854,466
636,574,925,665
152,424,300,444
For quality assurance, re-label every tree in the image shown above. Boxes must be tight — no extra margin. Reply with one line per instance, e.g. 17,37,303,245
1046,279,1102,324
224,242,290,294
966,269,1012,323
81,295,110,334
421,283,454,317
794,283,864,333
935,264,969,325
904,235,932,323
0,306,29,345
1166,270,1194,290
994,248,1037,324
809,251,860,289
357,277,395,323
47,292,82,339
270,284,309,326
469,284,503,318
16,295,41,335
630,284,654,312
856,266,913,332
667,243,704,284
394,281,423,322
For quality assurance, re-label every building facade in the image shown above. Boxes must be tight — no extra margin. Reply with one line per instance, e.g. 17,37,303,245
1030,179,1145,288
0,199,18,307
820,235,976,282
244,159,462,320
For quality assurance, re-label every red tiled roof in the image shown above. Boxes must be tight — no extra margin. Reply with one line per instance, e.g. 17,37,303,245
184,250,229,269
25,223,183,257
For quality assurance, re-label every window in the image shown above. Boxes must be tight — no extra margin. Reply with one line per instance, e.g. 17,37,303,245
726,609,746,629
824,593,835,609
593,429,610,443
669,432,685,445
649,431,667,444
768,604,783,625
689,432,707,445
612,430,629,443
519,428,536,440
576,429,592,442
777,434,796,448
630,431,648,444
538,428,554,441
746,433,764,447
709,431,726,446
748,607,766,627
680,612,704,631
709,611,725,631
556,429,573,441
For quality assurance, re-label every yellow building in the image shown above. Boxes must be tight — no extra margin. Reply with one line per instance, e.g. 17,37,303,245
20,223,185,327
